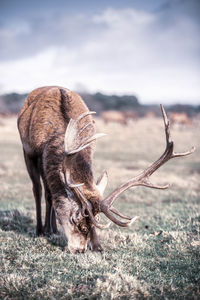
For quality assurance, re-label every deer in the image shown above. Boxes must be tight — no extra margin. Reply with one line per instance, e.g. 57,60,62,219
17,86,194,254
169,112,192,126
101,110,128,125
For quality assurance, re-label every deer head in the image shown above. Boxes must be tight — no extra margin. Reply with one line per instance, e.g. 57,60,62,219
59,107,194,253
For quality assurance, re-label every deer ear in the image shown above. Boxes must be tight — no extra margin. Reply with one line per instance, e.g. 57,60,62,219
96,171,108,197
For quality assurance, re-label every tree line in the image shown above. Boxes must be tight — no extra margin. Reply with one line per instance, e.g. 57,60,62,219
0,91,199,117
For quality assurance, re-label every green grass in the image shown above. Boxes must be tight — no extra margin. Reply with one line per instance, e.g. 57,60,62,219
0,116,200,299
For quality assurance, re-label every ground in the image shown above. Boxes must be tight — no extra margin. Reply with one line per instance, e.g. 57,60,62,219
0,115,199,299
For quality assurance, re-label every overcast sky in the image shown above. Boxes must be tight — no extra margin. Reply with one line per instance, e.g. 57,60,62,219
0,0,199,104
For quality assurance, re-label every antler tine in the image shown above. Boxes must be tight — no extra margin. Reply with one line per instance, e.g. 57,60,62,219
141,180,170,190
79,122,94,136
160,104,195,158
76,111,96,123
98,105,195,227
160,104,171,146
100,205,139,227
65,111,106,155
172,147,195,158
110,207,132,220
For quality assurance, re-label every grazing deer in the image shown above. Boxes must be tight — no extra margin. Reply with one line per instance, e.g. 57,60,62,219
17,86,194,254
101,110,127,125
169,112,192,126
123,110,139,122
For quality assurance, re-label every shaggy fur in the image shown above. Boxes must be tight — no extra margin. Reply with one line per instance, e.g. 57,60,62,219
18,86,102,253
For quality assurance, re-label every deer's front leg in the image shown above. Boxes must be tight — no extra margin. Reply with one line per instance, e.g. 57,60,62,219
89,226,103,252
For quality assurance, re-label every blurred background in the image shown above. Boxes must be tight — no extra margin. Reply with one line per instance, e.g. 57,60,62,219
0,0,199,116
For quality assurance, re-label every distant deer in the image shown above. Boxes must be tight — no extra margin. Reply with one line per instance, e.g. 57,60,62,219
145,111,156,118
101,110,127,125
123,110,139,122
169,112,192,126
18,86,194,254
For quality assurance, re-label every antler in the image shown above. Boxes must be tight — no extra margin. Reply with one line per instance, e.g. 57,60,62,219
64,111,106,188
64,111,110,228
98,105,195,227
64,107,195,229
65,111,106,155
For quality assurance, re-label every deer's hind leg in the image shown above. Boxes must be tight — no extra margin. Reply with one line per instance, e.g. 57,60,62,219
23,151,43,236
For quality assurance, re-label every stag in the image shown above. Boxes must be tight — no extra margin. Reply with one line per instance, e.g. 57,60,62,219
17,86,194,254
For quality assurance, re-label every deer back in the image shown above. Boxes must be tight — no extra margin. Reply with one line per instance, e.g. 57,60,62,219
18,87,92,153
18,86,98,196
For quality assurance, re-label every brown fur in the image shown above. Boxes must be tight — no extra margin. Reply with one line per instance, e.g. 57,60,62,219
18,86,102,253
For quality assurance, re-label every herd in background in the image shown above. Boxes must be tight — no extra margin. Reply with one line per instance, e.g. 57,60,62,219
0,90,199,127
0,108,199,128
100,109,197,127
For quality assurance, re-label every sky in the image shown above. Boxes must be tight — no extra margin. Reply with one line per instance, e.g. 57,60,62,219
0,0,199,104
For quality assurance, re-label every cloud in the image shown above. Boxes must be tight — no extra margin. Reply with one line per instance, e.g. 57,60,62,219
0,11,106,61
0,3,199,103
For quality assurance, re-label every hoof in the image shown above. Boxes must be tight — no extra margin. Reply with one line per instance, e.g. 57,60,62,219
43,226,59,236
89,242,104,252
36,228,44,236
43,226,53,236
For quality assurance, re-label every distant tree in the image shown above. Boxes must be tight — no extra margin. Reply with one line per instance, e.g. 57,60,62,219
0,93,27,114
93,92,139,110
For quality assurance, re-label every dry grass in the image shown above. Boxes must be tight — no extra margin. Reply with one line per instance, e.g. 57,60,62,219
0,115,200,299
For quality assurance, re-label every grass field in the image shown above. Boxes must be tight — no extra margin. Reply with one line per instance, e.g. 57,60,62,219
0,115,199,299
